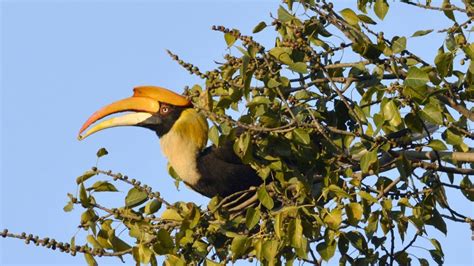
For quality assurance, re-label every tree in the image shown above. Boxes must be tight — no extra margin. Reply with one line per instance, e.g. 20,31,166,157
2,0,474,265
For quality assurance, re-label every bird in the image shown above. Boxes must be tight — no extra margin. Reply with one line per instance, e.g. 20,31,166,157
78,86,262,198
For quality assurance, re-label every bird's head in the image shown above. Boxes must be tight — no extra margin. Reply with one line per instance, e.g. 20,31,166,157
78,86,208,150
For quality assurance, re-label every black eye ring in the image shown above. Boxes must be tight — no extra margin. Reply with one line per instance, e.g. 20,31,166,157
161,106,169,113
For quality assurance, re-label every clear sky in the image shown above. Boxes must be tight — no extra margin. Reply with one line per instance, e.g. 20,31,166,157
1,0,473,265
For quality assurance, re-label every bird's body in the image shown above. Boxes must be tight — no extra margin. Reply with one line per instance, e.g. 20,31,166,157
194,144,262,197
78,86,261,198
157,107,261,197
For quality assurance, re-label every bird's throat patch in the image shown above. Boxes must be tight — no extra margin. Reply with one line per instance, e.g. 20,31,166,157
159,109,209,185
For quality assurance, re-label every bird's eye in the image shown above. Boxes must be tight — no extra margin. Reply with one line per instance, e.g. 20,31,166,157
161,106,169,114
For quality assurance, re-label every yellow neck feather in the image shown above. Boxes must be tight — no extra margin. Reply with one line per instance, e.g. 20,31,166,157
159,109,208,185
169,109,208,150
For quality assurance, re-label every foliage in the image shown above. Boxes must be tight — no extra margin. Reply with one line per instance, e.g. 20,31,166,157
3,0,474,265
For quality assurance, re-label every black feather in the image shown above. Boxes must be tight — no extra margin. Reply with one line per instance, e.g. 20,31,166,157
191,143,262,198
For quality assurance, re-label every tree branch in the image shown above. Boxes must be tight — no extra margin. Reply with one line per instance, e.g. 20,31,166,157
398,151,474,163
400,1,468,13
0,229,132,257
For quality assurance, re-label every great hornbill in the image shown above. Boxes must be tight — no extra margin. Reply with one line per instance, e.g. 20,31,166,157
78,86,262,198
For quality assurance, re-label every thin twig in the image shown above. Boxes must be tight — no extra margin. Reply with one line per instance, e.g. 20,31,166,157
0,230,132,257
390,227,395,266
400,233,419,254
96,169,172,207
401,1,467,13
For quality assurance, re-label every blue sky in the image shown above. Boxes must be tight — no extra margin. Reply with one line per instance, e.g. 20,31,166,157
1,0,473,265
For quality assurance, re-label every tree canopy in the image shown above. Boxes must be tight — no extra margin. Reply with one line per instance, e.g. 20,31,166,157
2,0,474,265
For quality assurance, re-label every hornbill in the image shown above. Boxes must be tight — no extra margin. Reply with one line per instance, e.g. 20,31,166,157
78,86,262,198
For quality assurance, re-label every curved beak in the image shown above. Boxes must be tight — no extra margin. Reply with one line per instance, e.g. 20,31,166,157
78,96,160,140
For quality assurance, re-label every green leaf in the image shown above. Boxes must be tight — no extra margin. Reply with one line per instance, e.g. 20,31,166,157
278,6,293,22
316,240,336,261
165,255,185,266
84,253,98,266
96,147,108,158
266,78,281,89
86,235,102,249
359,191,378,204
292,128,311,144
88,181,118,192
404,113,423,133
374,0,389,20
76,170,97,184
324,208,342,230
109,231,131,252
234,132,251,160
365,211,379,236
161,208,183,221
354,104,368,124
125,188,148,208
245,207,260,229
257,186,274,209
205,259,221,266
421,100,444,125
442,0,456,22
80,209,97,227
443,128,463,146
360,149,378,174
338,235,349,255
427,139,448,151
262,240,279,264
430,238,444,265
241,54,249,74
427,209,447,235
404,67,429,88
248,96,271,106
435,51,453,78
340,8,360,25
63,201,74,212
235,46,248,56
231,236,248,260
382,100,402,128
391,37,406,54
419,258,429,266
96,229,112,249
327,184,350,198
252,21,267,33
288,62,308,73
289,218,303,248
153,229,174,255
381,198,392,211
79,183,89,207
429,249,444,265
358,14,376,25
144,199,162,215
70,236,76,250
460,176,474,201
208,126,220,146
346,231,368,252
430,238,444,256
224,33,236,47
345,203,363,225
168,165,181,183
269,47,293,65
445,34,456,51
137,244,153,264
463,43,474,59
411,29,433,37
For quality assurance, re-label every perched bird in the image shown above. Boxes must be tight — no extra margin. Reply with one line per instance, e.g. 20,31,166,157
78,86,261,198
